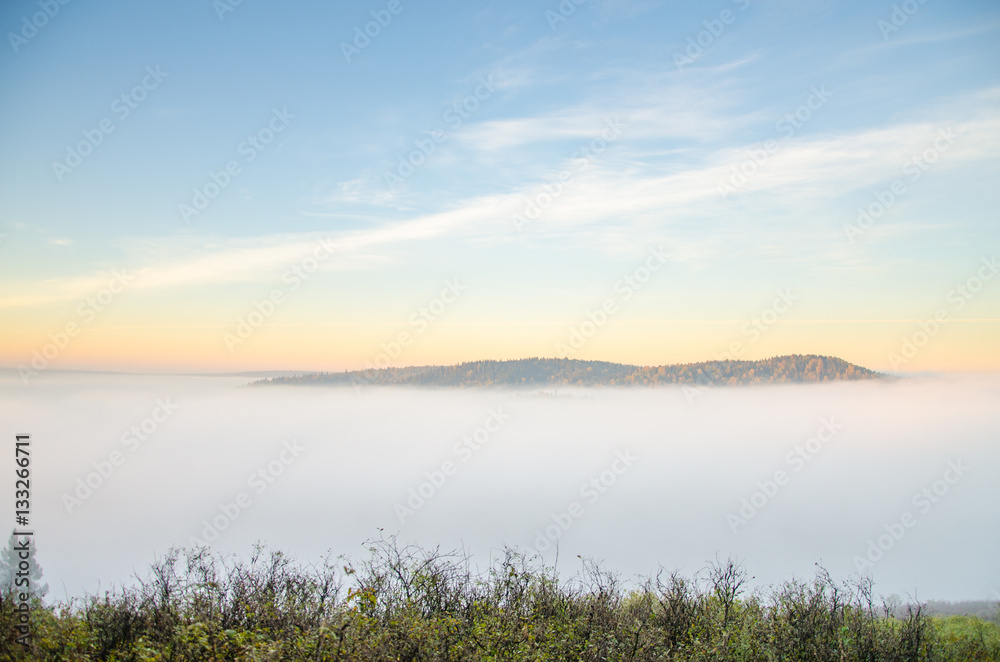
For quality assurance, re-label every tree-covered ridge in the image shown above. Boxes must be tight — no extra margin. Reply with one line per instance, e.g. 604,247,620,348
252,354,884,388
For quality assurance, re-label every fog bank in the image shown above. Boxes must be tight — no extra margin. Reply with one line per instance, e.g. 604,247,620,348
1,371,997,602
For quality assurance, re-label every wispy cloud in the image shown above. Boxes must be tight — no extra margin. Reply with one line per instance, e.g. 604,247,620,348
5,78,998,310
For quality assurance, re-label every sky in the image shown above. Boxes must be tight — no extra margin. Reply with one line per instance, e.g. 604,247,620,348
1,0,999,375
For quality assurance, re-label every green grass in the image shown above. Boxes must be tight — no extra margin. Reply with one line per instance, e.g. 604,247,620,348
931,616,1000,661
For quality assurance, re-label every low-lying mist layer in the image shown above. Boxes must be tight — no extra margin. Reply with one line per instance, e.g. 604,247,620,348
0,371,997,602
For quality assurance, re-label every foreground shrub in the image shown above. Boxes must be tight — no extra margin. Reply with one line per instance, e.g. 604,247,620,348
1,538,997,661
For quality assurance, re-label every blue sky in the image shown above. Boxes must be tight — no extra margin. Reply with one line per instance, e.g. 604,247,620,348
1,0,998,372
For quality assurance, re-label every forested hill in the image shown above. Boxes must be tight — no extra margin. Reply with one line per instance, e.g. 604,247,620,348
251,355,884,388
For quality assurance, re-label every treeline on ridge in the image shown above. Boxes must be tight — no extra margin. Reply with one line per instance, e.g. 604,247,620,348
253,354,885,388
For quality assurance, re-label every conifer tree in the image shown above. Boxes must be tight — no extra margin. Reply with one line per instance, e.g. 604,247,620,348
0,531,48,600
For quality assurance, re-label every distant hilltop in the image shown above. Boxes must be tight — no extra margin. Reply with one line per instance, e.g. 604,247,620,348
250,354,884,388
